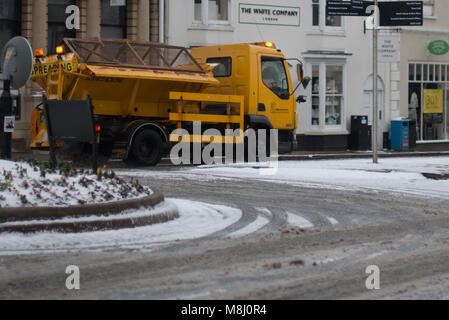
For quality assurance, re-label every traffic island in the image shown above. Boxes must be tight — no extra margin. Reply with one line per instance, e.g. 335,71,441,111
0,159,179,233
0,189,179,233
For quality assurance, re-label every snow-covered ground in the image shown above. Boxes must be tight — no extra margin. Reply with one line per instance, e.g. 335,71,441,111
118,157,449,199
0,198,241,255
0,160,151,207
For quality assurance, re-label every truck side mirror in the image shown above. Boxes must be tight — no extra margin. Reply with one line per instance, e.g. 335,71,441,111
301,76,311,89
297,64,303,82
297,64,310,89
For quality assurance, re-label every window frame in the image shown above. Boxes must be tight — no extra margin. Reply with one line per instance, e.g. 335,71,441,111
206,57,232,77
192,0,231,26
423,0,435,18
261,56,291,100
311,64,320,126
311,0,344,32
306,60,347,131
48,0,77,54
0,0,22,61
100,0,127,39
312,0,320,27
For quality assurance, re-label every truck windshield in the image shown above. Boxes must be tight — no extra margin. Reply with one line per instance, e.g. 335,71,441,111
261,57,289,99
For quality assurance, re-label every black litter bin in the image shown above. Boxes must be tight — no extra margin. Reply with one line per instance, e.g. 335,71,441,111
349,115,370,150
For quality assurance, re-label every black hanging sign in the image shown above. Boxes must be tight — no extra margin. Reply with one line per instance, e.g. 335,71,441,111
326,0,373,17
327,0,423,26
378,1,423,26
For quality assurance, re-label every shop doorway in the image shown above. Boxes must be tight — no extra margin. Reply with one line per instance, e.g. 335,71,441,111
363,75,385,150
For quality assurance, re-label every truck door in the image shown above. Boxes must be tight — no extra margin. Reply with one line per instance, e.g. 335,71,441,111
258,55,294,130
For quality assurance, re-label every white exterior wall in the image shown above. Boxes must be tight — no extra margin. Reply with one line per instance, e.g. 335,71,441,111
4,0,449,152
166,0,390,141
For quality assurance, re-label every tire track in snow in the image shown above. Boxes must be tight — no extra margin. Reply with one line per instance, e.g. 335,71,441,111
286,212,314,228
202,204,259,239
228,215,270,237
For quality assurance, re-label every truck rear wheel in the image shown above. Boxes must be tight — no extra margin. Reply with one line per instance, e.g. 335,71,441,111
131,129,163,166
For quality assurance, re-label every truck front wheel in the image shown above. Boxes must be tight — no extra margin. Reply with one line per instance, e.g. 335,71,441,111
131,129,164,166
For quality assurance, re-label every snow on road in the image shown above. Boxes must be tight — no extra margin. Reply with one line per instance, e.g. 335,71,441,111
118,157,449,199
327,217,339,226
0,198,241,255
228,216,269,237
287,212,314,228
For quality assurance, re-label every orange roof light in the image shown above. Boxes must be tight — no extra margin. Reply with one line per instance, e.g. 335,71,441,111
255,41,276,49
34,48,44,57
56,46,64,55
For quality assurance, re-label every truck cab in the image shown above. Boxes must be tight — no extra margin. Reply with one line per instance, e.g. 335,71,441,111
191,41,300,153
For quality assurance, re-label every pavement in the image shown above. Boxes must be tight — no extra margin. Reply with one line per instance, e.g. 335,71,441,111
12,149,449,168
280,149,449,161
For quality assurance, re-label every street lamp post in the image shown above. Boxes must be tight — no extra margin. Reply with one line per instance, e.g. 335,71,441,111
372,0,378,164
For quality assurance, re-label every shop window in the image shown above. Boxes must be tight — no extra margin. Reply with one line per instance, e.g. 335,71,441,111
416,64,422,81
307,62,345,129
409,64,415,81
207,57,232,77
423,64,428,81
429,64,435,81
325,66,343,125
409,62,449,141
0,0,21,61
101,0,127,39
48,0,76,54
193,0,230,25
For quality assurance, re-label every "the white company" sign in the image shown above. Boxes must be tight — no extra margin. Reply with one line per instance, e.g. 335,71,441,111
239,3,300,26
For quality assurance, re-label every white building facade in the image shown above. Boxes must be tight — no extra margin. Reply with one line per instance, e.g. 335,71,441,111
165,0,449,151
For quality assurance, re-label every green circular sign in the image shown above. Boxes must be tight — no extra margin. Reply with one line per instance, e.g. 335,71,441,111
428,40,449,55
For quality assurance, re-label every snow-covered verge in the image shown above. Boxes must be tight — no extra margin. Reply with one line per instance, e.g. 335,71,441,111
0,160,152,208
193,157,449,198
118,156,449,199
0,198,241,255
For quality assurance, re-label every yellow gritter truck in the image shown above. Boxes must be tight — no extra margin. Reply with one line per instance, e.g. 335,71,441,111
30,38,309,166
